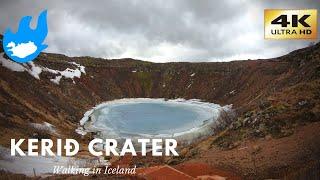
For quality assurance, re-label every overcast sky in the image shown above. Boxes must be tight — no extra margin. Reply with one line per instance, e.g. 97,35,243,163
0,0,319,62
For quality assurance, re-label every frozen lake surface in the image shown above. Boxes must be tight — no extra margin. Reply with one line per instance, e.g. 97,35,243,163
79,98,231,141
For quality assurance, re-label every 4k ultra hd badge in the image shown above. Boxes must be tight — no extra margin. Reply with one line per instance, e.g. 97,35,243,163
265,9,317,39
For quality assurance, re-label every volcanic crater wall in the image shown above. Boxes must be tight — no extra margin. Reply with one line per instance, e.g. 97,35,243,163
0,35,319,146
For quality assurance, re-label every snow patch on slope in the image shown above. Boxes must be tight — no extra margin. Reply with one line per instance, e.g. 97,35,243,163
0,53,86,84
28,62,42,79
0,55,26,72
0,146,109,177
49,67,82,84
30,122,58,135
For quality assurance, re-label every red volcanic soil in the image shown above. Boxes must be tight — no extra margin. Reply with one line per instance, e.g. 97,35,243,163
174,162,241,179
136,165,194,180
135,163,240,180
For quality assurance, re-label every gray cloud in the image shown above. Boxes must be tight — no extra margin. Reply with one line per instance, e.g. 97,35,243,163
0,0,319,62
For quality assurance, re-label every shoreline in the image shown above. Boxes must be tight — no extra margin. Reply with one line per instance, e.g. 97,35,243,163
77,98,232,145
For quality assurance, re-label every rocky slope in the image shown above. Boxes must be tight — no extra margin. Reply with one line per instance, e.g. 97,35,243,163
0,33,319,178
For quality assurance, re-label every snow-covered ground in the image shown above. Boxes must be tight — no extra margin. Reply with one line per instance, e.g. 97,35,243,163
0,53,86,84
0,146,109,177
30,122,58,135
